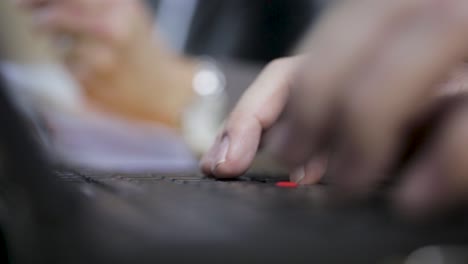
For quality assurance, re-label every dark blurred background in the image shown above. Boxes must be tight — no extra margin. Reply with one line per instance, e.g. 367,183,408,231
147,0,322,63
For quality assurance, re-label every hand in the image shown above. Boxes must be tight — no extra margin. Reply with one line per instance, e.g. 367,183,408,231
17,0,196,128
17,0,153,80
201,0,468,216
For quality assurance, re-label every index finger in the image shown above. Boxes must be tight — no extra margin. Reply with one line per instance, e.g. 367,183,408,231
263,0,428,167
200,56,302,177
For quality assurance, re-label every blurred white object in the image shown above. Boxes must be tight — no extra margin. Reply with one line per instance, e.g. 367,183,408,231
47,110,197,173
0,62,84,114
182,58,227,155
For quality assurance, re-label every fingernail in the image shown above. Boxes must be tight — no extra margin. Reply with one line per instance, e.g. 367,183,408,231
290,166,305,184
211,133,229,173
302,157,328,184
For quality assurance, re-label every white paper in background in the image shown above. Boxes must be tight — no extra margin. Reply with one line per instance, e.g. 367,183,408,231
46,109,198,173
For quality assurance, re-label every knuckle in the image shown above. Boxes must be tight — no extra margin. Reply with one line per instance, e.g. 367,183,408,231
266,57,295,72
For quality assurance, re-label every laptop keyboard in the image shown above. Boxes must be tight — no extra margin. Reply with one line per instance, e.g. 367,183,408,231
50,169,468,264
53,170,291,186
53,169,328,200
52,169,337,212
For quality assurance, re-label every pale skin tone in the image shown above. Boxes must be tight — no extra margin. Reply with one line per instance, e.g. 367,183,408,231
16,0,197,129
201,0,468,216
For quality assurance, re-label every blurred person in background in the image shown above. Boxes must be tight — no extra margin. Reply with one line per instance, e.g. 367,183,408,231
13,0,319,171
15,0,318,130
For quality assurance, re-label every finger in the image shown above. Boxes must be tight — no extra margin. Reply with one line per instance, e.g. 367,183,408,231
437,62,468,97
290,156,328,185
200,57,301,177
396,96,468,217
266,0,428,168
327,0,468,194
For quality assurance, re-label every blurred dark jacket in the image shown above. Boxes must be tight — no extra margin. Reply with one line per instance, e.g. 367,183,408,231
148,0,321,63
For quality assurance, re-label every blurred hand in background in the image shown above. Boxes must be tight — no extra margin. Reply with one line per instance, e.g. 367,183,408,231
16,0,196,129
202,0,468,217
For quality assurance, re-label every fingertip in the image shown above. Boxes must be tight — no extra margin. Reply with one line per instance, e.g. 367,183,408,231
210,141,258,178
289,157,327,185
211,163,248,179
199,155,212,176
290,166,305,184
209,115,262,178
199,133,222,176
303,157,328,185
201,56,297,178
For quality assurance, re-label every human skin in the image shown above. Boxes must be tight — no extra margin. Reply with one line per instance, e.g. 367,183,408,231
202,0,468,216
